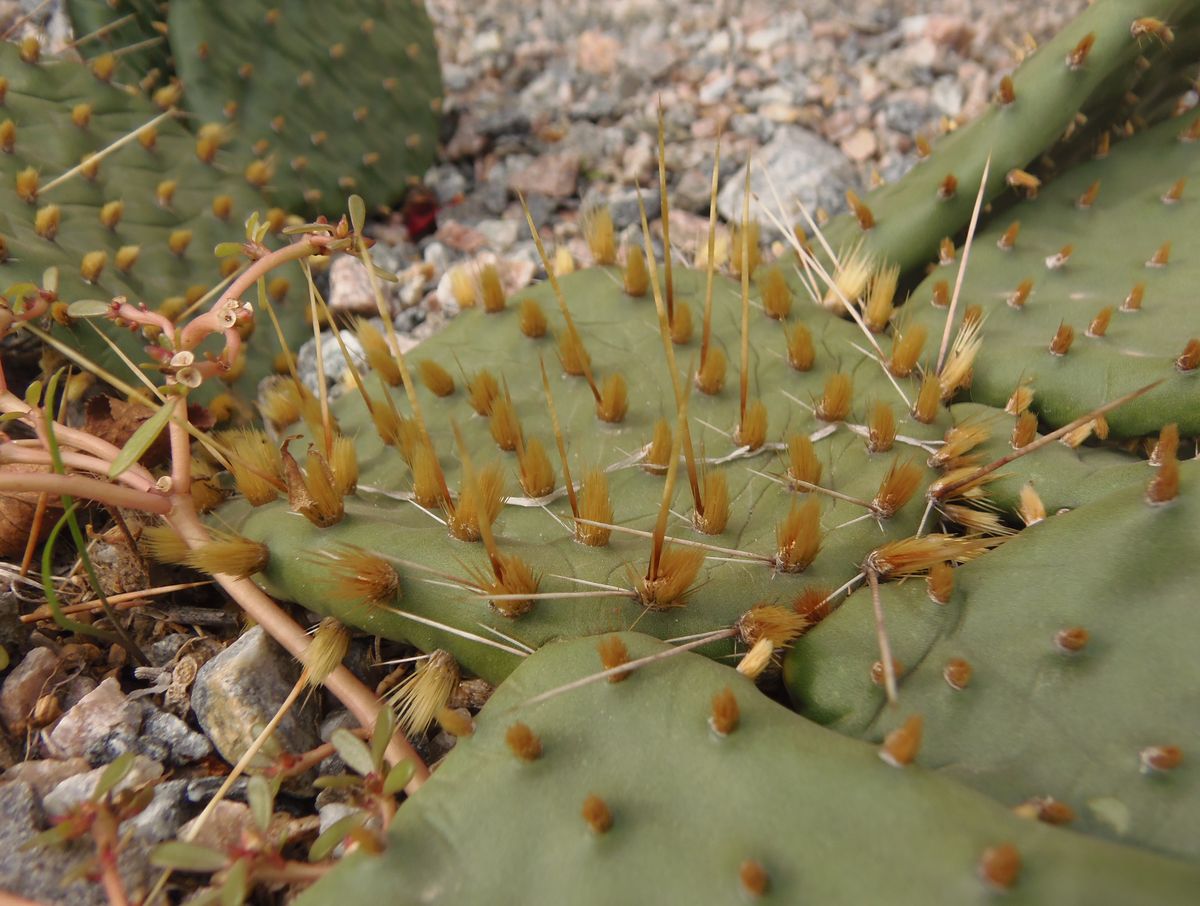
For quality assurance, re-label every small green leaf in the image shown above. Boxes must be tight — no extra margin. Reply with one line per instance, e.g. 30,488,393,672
370,707,396,774
370,264,400,284
66,299,112,318
331,728,375,777
150,841,229,873
93,751,136,800
313,774,362,791
243,211,260,241
5,282,39,306
107,402,174,479
0,411,25,422
42,266,58,294
214,242,244,258
247,775,274,833
20,824,74,851
309,811,367,862
23,379,42,408
382,759,415,796
220,859,249,906
348,195,366,234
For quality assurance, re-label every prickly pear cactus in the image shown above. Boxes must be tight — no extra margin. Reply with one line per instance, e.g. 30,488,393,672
0,38,307,399
168,0,443,214
299,633,1200,905
785,458,1200,859
229,259,979,681
901,110,1200,437
820,0,1200,276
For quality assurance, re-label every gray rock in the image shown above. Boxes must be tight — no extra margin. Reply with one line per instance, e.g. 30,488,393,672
296,329,367,399
423,163,469,206
717,125,854,230
0,781,109,906
475,218,520,250
43,677,135,761
127,779,190,843
42,754,162,818
186,775,249,804
146,633,188,667
190,627,320,786
140,704,212,765
316,802,376,858
583,185,659,230
0,646,59,733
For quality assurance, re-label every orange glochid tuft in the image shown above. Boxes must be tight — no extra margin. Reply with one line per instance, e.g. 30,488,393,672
846,189,875,231
596,373,628,423
871,659,905,687
694,470,730,535
735,400,768,450
787,434,822,488
872,459,923,518
696,345,727,394
880,714,923,767
944,657,972,690
597,635,631,682
519,298,548,337
505,722,542,762
517,437,555,498
418,360,455,397
638,546,705,610
623,245,649,296
759,265,792,320
670,300,693,344
867,402,896,453
816,373,852,422
784,322,815,371
1049,322,1074,356
927,561,954,604
489,390,522,452
709,687,740,736
576,469,613,547
581,794,613,834
1087,306,1113,337
740,860,769,898
776,498,822,573
1147,423,1180,505
644,418,672,472
888,324,926,377
979,843,1021,890
479,264,506,313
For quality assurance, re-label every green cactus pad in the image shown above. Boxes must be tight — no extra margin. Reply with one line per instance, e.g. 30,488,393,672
299,632,1200,905
232,262,962,681
785,458,1200,860
167,0,443,215
901,110,1200,437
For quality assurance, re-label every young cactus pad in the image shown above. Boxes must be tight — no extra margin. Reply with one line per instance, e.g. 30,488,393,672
785,458,1200,860
299,633,1200,904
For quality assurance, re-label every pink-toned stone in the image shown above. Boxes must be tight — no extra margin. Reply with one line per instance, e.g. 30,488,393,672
0,648,59,734
507,152,581,199
842,128,879,163
576,30,619,76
